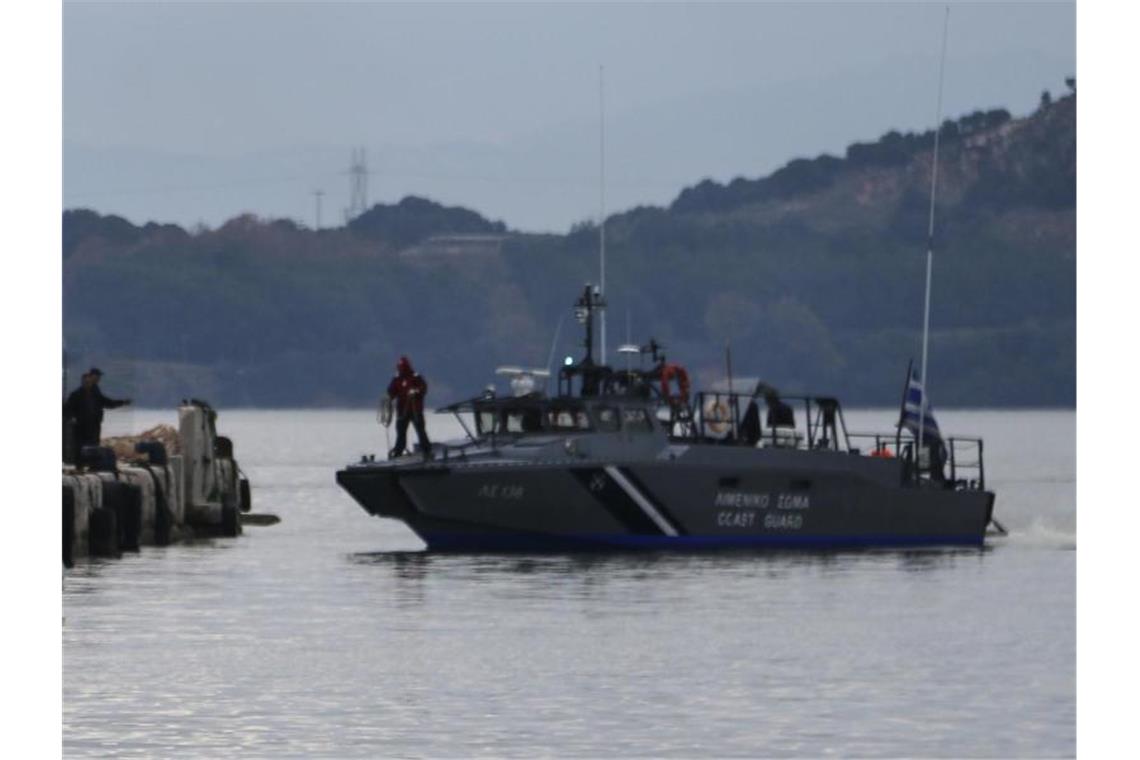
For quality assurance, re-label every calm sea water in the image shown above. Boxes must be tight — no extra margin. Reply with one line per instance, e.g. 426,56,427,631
65,409,1075,758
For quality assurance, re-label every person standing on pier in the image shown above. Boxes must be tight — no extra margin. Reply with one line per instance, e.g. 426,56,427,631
383,356,432,459
63,368,131,448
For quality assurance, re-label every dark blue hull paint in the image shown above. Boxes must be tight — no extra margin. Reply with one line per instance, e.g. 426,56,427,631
417,531,985,552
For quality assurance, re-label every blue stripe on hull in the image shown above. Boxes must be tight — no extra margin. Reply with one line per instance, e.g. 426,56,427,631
418,531,984,552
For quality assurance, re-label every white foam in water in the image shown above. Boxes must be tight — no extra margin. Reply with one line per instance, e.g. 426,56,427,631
1011,517,1077,550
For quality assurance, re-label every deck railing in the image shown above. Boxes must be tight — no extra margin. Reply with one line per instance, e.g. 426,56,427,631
847,431,985,491
438,390,986,491
689,391,847,451
846,431,909,458
947,436,985,491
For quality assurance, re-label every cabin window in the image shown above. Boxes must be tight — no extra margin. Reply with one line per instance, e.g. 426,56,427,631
501,408,543,434
477,411,497,436
594,406,621,432
622,408,653,432
546,407,591,431
504,412,524,433
476,406,544,436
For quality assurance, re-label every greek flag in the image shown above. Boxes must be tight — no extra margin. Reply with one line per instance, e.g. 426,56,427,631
900,364,941,442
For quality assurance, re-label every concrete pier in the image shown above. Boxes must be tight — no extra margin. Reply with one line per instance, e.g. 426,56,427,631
63,400,248,566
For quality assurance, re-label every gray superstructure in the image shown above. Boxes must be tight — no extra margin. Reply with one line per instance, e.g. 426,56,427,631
337,286,996,551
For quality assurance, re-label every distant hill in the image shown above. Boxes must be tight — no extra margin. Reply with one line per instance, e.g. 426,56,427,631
63,88,1075,408
347,195,508,248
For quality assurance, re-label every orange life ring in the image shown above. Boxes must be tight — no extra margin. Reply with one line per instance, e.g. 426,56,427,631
870,445,895,458
660,364,691,405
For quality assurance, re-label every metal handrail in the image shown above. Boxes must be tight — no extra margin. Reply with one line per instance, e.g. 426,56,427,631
847,431,986,491
691,390,844,448
947,436,985,490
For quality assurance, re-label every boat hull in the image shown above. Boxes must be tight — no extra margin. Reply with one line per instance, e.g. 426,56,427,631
336,449,994,551
405,530,987,552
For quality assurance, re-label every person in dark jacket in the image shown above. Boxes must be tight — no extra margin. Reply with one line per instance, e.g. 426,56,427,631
764,391,795,429
63,368,131,448
383,356,432,459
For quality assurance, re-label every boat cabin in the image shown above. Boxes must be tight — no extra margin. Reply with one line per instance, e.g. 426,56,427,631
433,283,986,492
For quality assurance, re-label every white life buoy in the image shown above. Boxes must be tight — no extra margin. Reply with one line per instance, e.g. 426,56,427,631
702,397,732,439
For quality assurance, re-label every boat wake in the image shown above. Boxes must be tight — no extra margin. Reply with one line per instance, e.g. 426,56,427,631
1007,517,1076,550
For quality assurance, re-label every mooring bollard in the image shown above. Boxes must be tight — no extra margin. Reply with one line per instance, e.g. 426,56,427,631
99,479,142,552
221,504,240,537
88,505,119,558
113,481,142,551
117,467,156,545
180,401,242,538
147,465,174,546
63,472,99,563
63,484,75,568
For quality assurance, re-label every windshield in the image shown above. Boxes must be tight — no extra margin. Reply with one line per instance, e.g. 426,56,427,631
475,403,590,436
471,401,655,437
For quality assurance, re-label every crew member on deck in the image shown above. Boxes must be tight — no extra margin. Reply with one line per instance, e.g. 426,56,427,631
63,367,131,448
765,391,795,429
384,356,432,459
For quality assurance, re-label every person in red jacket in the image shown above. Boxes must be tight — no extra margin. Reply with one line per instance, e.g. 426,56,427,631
383,356,432,459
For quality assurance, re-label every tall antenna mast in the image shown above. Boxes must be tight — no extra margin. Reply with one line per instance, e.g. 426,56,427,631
312,189,324,230
599,64,607,364
918,6,950,452
345,147,369,223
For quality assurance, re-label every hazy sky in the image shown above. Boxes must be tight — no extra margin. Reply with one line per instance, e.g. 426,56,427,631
63,1,1075,232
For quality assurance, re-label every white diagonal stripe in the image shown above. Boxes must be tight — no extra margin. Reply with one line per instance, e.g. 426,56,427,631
604,465,678,537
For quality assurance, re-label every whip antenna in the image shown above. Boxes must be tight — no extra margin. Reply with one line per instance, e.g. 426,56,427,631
599,64,607,364
544,311,567,393
918,6,950,453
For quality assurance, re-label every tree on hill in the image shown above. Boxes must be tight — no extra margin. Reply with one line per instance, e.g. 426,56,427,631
346,196,508,248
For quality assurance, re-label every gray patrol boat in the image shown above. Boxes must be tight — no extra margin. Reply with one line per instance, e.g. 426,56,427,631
337,286,997,551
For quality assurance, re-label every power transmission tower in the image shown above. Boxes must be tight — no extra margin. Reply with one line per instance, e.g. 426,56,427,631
345,147,369,223
313,189,324,230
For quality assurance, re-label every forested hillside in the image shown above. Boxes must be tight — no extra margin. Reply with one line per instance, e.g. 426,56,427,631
63,90,1075,407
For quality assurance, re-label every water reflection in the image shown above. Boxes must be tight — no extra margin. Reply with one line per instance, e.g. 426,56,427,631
339,545,1003,620
349,544,992,577
893,546,990,572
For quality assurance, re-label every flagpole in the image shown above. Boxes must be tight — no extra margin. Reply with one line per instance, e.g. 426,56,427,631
919,6,950,455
